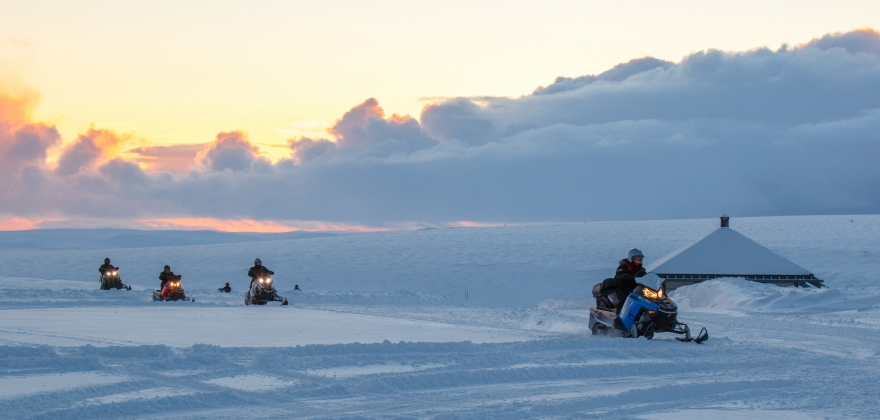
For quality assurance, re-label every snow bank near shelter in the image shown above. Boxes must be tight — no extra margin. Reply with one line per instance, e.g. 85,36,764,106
672,279,846,313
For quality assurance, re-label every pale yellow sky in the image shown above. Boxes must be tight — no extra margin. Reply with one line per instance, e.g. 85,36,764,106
2,0,879,154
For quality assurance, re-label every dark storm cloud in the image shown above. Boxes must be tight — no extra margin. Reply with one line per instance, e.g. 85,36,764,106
2,29,880,226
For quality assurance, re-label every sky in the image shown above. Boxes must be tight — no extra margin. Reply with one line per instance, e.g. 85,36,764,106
1,1,880,231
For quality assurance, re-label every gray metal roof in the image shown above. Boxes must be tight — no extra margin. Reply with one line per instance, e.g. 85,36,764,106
645,226,812,276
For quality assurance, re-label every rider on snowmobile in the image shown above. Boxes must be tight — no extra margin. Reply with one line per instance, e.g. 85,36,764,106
248,258,274,295
99,258,117,276
159,265,179,300
609,248,647,312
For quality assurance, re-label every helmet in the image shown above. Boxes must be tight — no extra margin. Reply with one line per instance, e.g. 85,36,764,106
164,265,170,271
104,258,111,264
627,248,644,263
254,258,262,265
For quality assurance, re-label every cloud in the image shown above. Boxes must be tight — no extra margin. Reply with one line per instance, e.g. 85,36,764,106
2,29,880,228
0,123,59,173
288,137,336,162
54,128,126,176
0,90,60,174
126,143,206,173
801,28,880,55
196,131,267,173
0,89,37,128
288,98,439,162
327,98,437,157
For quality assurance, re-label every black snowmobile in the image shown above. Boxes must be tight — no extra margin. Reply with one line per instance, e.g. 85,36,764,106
245,275,288,306
100,269,131,290
152,275,193,302
589,273,707,343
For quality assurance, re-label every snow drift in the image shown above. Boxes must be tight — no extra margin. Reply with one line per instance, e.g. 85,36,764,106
671,279,847,313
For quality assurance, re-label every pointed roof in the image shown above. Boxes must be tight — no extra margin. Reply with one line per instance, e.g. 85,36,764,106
645,224,812,276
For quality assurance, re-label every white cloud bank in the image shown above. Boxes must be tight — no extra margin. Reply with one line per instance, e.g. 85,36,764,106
2,29,880,227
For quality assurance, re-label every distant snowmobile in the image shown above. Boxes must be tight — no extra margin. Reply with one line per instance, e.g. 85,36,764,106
100,269,131,290
245,275,288,306
152,275,193,302
589,273,707,343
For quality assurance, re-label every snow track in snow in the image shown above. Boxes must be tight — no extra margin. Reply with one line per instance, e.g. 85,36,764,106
2,324,877,419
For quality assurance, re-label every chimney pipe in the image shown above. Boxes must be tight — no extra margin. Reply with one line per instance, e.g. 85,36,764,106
720,215,730,228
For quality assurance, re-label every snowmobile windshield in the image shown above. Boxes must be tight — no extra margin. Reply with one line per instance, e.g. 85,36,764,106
637,272,663,291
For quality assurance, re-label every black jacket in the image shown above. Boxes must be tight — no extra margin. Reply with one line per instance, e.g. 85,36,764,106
610,259,646,312
615,259,646,280
248,265,274,280
159,271,178,288
99,263,117,275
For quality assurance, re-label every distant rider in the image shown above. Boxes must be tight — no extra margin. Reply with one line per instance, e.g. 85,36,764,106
218,282,231,293
247,258,274,296
159,265,178,300
611,248,647,312
99,257,117,278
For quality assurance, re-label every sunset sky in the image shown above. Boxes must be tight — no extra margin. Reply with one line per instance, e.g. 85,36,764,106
2,1,880,231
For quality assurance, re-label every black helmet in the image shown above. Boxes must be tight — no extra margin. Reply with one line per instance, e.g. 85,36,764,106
627,248,644,263
254,258,262,265
164,265,170,271
104,258,111,264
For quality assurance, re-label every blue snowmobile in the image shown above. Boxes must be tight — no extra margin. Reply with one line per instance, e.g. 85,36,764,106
588,273,708,343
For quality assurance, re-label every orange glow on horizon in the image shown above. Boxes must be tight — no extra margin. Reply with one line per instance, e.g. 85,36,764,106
135,218,389,233
442,221,506,228
0,217,509,233
0,217,40,231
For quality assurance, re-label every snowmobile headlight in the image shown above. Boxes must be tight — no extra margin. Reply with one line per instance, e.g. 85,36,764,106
266,278,272,283
259,278,264,283
641,287,661,300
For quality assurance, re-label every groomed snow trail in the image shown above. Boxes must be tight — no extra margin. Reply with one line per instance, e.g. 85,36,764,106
2,313,878,419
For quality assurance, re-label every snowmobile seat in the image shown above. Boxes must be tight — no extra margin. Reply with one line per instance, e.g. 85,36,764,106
594,278,619,310
591,282,603,298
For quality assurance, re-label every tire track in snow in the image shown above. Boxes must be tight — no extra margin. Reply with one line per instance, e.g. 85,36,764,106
2,333,873,419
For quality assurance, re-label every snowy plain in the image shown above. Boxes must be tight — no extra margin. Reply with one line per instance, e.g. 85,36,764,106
0,215,878,419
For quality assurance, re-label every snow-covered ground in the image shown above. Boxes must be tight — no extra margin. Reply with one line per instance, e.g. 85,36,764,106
0,215,878,419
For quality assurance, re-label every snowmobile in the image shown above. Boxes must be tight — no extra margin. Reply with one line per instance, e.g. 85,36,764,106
588,273,708,343
152,275,193,302
100,269,131,290
245,275,288,306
